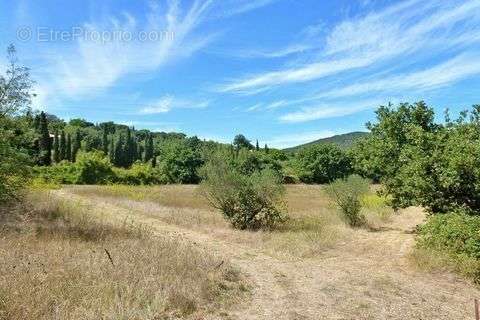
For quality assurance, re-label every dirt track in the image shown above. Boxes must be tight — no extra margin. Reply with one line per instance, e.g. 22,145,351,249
53,189,480,320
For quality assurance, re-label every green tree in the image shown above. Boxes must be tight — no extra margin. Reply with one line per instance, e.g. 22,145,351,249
255,139,260,151
113,134,125,167
295,144,351,184
144,133,154,163
52,130,60,163
72,130,81,162
0,45,33,202
109,138,115,164
233,134,253,150
59,130,66,161
66,133,72,161
37,111,52,166
102,127,108,155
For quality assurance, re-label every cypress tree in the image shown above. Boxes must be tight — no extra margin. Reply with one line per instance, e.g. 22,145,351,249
38,111,52,166
264,144,269,153
151,154,157,168
72,130,81,162
53,130,60,163
109,138,115,164
59,130,66,161
114,135,125,167
144,134,154,162
33,114,40,132
102,128,109,155
256,139,260,151
137,143,144,161
66,133,72,161
124,128,135,167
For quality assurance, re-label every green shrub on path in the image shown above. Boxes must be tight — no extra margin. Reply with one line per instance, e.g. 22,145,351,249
326,175,370,227
200,151,288,230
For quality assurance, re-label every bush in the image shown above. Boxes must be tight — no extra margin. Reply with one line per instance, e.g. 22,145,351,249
417,212,480,259
157,140,203,184
200,151,287,230
295,144,351,184
114,162,164,185
0,138,30,203
416,211,480,282
74,151,115,184
326,175,369,227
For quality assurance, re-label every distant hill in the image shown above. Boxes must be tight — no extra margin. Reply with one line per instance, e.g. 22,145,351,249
285,131,369,152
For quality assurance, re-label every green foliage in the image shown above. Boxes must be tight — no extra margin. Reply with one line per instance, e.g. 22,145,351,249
114,162,163,185
295,144,352,184
52,130,60,163
200,151,287,230
74,151,115,184
326,175,369,227
157,139,203,184
0,45,33,203
0,135,30,203
233,134,253,150
34,152,114,185
352,102,480,214
37,111,51,166
417,211,480,282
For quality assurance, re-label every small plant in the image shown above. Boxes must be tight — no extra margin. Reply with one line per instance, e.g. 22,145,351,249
326,175,369,227
200,151,287,230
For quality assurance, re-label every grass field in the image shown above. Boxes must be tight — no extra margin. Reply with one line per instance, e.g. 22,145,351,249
2,185,479,319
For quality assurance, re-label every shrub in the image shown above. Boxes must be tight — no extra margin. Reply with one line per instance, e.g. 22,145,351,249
326,175,369,227
157,140,203,184
114,162,163,185
200,151,287,230
74,151,115,184
295,144,351,184
416,211,480,282
417,212,480,260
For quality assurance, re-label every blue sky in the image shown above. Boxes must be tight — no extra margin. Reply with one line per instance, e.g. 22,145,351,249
1,0,480,148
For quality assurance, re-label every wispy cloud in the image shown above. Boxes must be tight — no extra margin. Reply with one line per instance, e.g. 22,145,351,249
220,0,279,17
246,103,263,112
279,99,383,123
47,0,214,100
218,0,480,94
139,94,209,114
318,53,480,99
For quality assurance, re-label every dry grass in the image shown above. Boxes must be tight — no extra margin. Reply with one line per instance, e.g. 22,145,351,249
0,192,245,320
66,185,397,259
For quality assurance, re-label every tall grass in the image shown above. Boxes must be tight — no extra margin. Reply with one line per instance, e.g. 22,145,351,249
0,192,245,319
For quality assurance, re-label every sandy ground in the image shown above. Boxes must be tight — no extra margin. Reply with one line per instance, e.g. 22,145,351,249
53,188,480,320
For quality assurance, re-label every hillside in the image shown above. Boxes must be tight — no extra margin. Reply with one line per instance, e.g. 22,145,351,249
285,131,369,152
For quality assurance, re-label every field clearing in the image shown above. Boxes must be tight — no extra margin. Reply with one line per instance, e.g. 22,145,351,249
57,184,480,319
0,192,245,320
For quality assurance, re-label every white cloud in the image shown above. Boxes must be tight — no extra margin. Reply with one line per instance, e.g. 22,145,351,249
264,100,287,110
139,94,209,114
25,0,224,108
319,54,480,99
139,95,174,114
220,0,279,17
235,44,313,59
218,0,480,94
264,130,336,149
246,103,263,112
218,56,373,93
279,100,383,123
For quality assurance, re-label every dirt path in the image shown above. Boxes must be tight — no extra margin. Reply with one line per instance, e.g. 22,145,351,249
52,189,480,320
